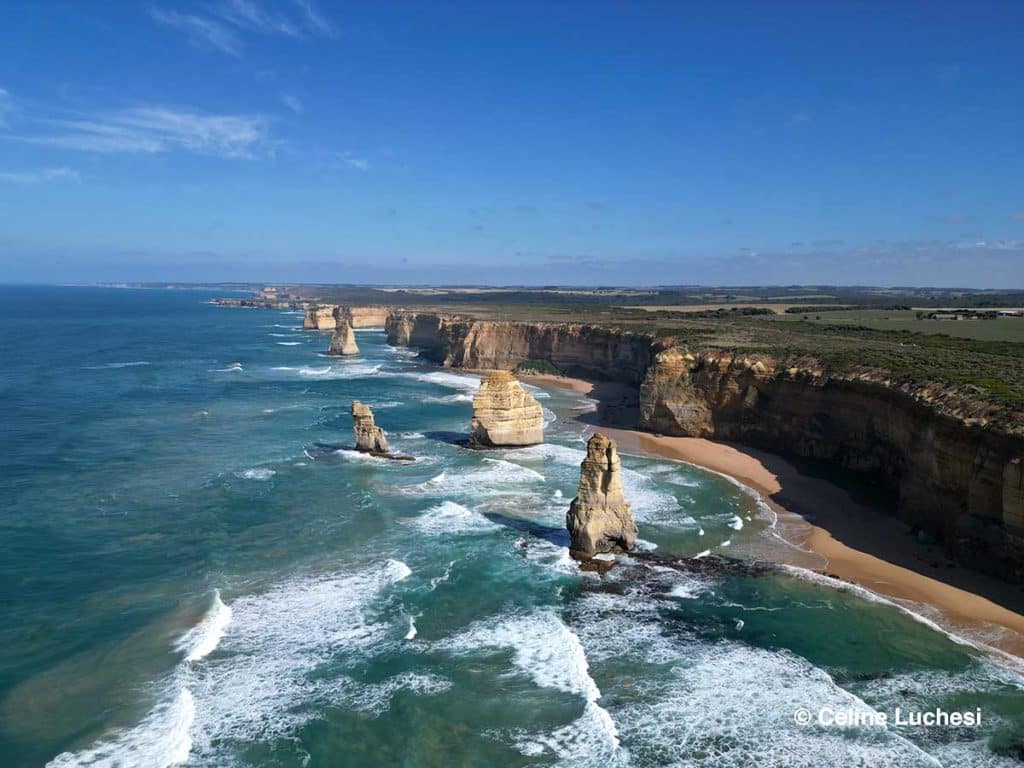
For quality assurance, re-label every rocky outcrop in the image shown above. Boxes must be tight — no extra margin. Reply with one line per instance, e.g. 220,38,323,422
351,401,389,454
385,312,652,383
470,371,544,447
337,305,392,328
377,308,1024,581
566,434,638,556
303,305,338,330
639,346,1024,580
327,319,359,356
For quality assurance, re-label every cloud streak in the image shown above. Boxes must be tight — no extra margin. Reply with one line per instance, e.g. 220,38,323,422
151,0,333,55
149,8,242,56
0,167,78,184
20,106,271,157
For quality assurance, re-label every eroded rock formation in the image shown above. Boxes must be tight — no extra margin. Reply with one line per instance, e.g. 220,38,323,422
337,305,393,328
327,319,359,356
470,371,544,447
351,401,389,454
380,310,1024,581
303,305,338,330
566,433,638,556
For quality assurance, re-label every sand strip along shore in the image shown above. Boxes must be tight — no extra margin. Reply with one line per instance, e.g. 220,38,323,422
523,373,1024,661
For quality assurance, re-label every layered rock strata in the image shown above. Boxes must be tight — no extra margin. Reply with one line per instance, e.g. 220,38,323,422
566,433,638,556
351,401,389,454
303,305,338,330
336,305,393,328
470,371,544,447
380,309,1024,581
327,319,359,356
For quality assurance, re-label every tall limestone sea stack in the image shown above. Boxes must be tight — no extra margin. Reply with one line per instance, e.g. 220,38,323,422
566,433,638,557
351,401,389,454
327,319,359,356
470,371,544,447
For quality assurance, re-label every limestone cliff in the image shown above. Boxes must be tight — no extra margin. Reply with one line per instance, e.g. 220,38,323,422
327,320,359,356
351,401,389,454
379,308,1024,581
470,371,544,447
336,305,392,328
639,346,1024,580
385,311,652,383
566,433,638,556
303,305,337,330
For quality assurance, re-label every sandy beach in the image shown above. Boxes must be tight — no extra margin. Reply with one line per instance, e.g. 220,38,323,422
524,373,1024,660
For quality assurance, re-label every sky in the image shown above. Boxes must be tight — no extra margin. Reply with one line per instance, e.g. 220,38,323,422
1,1,1023,287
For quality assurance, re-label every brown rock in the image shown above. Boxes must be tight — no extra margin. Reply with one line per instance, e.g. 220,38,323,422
470,371,544,447
351,401,389,454
303,305,337,330
327,320,359,356
566,433,638,556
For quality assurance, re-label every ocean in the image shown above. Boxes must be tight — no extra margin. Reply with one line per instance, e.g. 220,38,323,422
2,286,1023,767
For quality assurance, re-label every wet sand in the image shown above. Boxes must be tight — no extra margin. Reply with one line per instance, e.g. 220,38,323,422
523,373,1024,660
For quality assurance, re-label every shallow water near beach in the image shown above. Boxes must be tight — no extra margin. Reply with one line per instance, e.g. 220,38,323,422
3,286,1024,767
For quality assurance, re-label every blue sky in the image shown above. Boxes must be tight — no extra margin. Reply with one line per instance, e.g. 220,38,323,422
1,1,1023,286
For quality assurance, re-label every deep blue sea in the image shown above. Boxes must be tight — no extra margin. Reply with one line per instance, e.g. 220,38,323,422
2,286,1024,767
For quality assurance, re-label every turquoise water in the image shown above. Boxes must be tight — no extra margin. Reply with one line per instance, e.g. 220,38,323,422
2,286,1024,767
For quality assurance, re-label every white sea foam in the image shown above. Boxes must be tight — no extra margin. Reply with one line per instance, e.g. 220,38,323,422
693,549,711,559
297,364,382,379
728,514,744,530
237,468,275,481
47,687,195,768
405,616,418,640
422,392,473,404
441,611,621,762
403,370,481,392
84,360,151,370
407,501,500,535
211,363,243,372
175,590,232,663
183,560,419,754
403,460,545,498
276,341,302,346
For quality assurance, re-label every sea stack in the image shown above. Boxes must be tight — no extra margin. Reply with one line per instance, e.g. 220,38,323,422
351,401,389,454
470,371,544,447
327,319,359,356
566,433,638,557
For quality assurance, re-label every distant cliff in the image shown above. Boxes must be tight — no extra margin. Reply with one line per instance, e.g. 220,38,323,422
383,309,1024,581
385,312,652,384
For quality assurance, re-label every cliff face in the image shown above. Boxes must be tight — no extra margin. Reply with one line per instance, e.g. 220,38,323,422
303,305,337,330
567,433,638,556
337,305,392,328
385,312,652,383
327,320,359,356
639,347,1024,580
470,371,544,447
381,309,1024,581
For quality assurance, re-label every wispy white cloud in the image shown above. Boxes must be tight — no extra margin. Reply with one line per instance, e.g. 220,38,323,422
294,0,333,35
149,8,241,56
0,167,78,184
280,92,303,114
151,0,333,55
338,151,369,171
21,106,271,158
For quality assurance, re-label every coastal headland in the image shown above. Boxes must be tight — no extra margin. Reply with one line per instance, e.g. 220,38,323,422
217,286,1024,658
